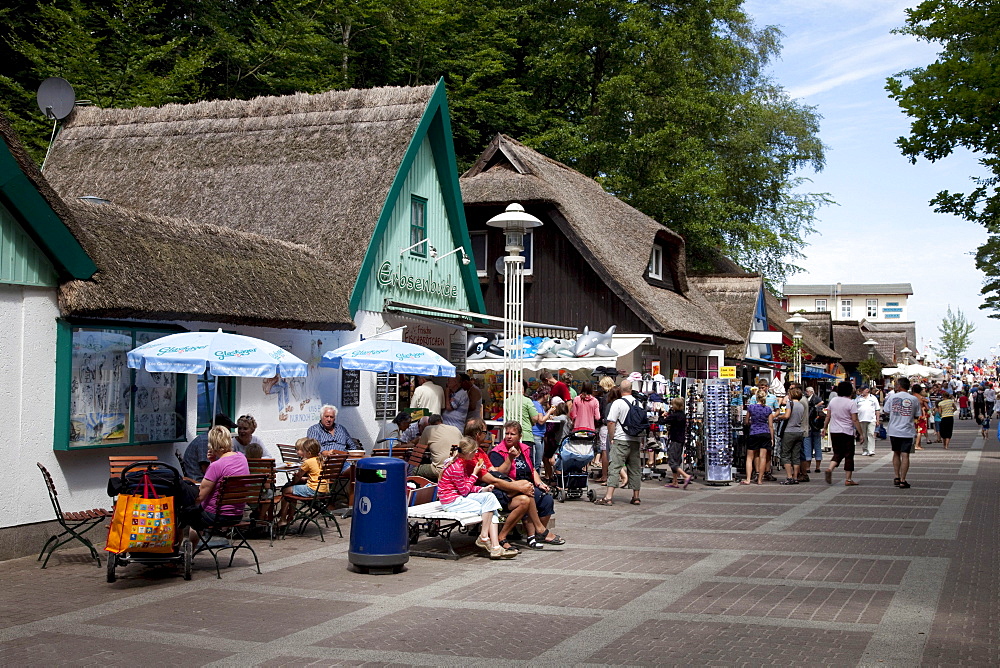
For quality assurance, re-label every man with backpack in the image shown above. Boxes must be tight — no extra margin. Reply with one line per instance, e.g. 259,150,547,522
594,379,647,506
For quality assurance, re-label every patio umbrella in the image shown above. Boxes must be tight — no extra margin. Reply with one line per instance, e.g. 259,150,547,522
127,329,308,422
319,339,455,377
319,338,455,454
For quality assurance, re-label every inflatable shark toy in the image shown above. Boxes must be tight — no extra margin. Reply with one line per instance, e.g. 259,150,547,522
575,325,618,357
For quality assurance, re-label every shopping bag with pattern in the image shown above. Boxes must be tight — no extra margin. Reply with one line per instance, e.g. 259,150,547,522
106,473,175,554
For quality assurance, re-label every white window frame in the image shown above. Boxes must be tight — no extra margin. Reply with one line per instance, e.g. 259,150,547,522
648,245,663,280
867,298,878,318
814,299,827,312
841,299,852,319
470,231,487,277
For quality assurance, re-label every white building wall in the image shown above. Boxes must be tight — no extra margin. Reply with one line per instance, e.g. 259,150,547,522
786,294,909,322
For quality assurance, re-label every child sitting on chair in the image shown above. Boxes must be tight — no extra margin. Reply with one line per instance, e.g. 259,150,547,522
277,438,326,527
438,437,517,560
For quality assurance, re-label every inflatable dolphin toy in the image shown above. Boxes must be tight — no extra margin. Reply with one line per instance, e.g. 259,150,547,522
575,325,618,357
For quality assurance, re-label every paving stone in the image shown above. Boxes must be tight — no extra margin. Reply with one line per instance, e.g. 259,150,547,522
0,632,231,666
783,518,929,536
806,506,937,520
633,515,771,531
718,555,909,585
313,606,595,660
586,619,872,666
510,547,711,575
437,572,661,609
86,588,368,642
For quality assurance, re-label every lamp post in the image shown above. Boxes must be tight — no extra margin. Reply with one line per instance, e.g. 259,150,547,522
486,203,543,411
901,346,912,366
863,338,878,359
786,313,809,383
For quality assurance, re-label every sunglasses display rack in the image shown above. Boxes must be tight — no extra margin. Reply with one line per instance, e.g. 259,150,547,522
703,378,735,485
683,382,704,476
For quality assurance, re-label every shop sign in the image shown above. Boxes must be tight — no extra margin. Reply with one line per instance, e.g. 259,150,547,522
719,366,737,379
403,323,449,349
377,260,459,300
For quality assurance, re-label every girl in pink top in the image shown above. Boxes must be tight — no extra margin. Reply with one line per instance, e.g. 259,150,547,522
437,437,516,559
570,382,601,431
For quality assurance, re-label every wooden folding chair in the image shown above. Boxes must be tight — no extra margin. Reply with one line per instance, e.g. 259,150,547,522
276,444,300,465
406,442,429,474
245,458,278,546
193,474,268,578
109,455,159,479
36,463,111,568
281,455,346,542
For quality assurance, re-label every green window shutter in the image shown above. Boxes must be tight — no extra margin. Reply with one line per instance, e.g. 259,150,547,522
0,201,57,287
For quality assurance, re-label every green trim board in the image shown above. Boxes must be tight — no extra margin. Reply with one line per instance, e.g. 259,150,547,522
0,199,58,286
349,78,487,319
0,142,96,280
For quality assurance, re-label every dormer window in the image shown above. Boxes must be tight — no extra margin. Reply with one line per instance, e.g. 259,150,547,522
648,245,663,281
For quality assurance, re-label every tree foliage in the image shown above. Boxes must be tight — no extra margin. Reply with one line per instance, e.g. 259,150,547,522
936,306,976,367
888,0,1000,315
2,0,827,280
858,357,883,385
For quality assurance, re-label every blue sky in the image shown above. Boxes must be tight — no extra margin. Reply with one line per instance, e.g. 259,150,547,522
744,0,993,360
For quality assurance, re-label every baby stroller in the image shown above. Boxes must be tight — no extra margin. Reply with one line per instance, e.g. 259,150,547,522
105,461,195,583
554,428,598,502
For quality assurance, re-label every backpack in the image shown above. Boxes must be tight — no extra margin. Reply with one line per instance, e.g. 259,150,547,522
619,396,650,437
809,400,825,432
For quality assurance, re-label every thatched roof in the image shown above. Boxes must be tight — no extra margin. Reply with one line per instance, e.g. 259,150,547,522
460,135,740,346
42,85,436,292
859,320,917,364
799,312,834,349
765,293,840,362
60,200,353,330
686,275,761,360
688,274,841,363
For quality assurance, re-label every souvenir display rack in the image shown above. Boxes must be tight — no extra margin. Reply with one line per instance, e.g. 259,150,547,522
703,378,735,484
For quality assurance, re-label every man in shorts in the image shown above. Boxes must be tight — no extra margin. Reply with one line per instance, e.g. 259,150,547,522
886,377,920,489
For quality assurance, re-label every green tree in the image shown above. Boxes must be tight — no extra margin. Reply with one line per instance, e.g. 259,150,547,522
888,1,1000,315
936,306,976,367
858,357,883,386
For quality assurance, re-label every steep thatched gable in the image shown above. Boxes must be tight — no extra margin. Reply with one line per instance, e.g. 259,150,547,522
61,200,353,330
460,135,740,346
42,85,436,297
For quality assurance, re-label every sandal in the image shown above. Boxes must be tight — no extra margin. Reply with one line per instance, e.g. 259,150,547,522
683,477,692,490
535,530,566,545
629,498,641,506
524,535,545,549
845,480,859,486
499,540,520,554
665,483,679,488
739,480,750,485
593,498,613,506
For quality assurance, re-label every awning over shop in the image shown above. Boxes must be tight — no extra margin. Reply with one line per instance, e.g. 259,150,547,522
803,365,837,380
384,300,575,338
741,357,790,368
465,334,652,372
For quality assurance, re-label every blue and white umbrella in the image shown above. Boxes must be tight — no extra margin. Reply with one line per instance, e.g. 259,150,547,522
319,339,455,377
128,329,308,377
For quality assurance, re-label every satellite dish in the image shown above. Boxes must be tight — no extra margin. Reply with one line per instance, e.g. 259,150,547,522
36,77,76,120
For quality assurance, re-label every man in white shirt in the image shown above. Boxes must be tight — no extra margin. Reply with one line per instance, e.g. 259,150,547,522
410,376,445,416
886,377,920,489
596,380,644,506
985,384,996,417
855,385,881,456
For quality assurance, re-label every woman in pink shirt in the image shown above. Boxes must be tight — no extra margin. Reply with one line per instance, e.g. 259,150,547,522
438,437,517,559
570,381,601,431
186,425,250,542
821,381,862,486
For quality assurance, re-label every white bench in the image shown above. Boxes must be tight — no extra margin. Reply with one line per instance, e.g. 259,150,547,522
406,501,483,560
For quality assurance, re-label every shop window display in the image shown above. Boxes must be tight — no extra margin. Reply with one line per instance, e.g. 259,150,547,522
60,326,186,449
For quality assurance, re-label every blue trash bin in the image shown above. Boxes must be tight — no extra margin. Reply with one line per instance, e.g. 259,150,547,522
349,457,408,573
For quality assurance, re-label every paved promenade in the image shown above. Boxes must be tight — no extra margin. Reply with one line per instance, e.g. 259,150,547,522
1,419,995,666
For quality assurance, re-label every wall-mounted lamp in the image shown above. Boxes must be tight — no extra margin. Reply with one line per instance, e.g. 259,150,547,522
434,246,470,265
399,239,436,257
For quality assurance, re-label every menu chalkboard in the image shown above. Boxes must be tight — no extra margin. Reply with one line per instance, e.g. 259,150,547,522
341,369,361,407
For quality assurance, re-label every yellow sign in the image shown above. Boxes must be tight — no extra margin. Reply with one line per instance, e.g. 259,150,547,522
719,366,737,379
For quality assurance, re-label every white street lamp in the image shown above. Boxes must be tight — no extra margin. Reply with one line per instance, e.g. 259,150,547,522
863,338,878,358
486,203,543,410
900,346,912,365
786,313,809,383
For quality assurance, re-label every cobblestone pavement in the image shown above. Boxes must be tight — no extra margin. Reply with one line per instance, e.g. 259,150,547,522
1,420,995,666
